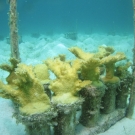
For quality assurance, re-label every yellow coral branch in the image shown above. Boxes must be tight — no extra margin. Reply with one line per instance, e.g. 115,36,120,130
0,63,51,115
69,47,94,61
45,58,91,104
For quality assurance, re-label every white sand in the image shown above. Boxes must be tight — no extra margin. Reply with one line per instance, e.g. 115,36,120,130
0,33,135,135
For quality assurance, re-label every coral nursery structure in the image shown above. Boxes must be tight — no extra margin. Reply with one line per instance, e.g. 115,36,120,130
0,46,132,135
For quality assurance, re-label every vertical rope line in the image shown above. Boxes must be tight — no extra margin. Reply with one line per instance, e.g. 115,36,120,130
9,0,20,60
126,0,135,118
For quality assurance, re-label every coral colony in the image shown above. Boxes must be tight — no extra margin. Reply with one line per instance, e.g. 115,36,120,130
0,46,132,135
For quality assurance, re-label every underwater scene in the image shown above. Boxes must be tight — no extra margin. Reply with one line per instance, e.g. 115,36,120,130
0,0,135,135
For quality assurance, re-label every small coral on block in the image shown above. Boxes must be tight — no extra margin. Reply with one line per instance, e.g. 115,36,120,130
0,63,51,115
101,52,126,83
45,57,91,135
45,58,91,104
69,47,101,83
100,52,126,114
